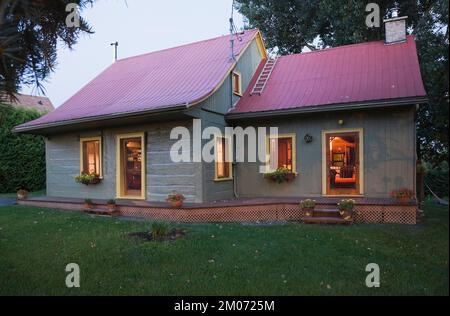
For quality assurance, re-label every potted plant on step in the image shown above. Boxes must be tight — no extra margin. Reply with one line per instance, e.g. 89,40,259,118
107,199,116,212
75,172,101,185
16,186,29,200
390,188,415,204
338,199,355,221
166,193,185,208
300,199,316,217
84,199,94,210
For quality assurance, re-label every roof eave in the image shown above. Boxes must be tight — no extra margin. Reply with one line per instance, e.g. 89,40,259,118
226,96,429,120
13,104,188,134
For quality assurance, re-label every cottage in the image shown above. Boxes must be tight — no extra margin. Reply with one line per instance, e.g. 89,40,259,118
14,15,427,224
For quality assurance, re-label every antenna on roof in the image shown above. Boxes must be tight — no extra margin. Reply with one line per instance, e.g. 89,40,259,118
110,41,119,62
229,0,242,61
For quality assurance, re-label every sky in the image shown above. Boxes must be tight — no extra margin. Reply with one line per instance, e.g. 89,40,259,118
21,0,244,108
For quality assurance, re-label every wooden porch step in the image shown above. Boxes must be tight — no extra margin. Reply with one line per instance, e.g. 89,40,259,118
313,209,341,218
303,216,353,225
83,208,119,217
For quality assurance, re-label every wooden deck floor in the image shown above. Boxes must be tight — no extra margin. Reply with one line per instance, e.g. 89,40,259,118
23,195,416,209
17,196,417,224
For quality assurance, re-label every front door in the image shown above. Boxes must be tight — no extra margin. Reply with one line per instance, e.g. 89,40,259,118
324,130,362,196
116,133,146,199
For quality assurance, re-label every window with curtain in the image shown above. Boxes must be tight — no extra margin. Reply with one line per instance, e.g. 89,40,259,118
216,137,232,180
232,71,242,96
268,136,294,172
81,138,101,175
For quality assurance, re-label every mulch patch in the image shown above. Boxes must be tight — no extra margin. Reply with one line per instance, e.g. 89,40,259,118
127,229,186,242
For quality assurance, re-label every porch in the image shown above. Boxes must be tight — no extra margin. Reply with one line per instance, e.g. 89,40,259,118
17,196,417,225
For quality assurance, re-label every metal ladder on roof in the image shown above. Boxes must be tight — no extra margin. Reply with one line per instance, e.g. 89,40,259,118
250,57,278,96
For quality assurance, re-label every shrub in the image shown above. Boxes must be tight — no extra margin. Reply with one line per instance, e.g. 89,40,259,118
84,199,93,205
0,104,46,193
424,161,449,199
150,221,172,240
107,199,116,205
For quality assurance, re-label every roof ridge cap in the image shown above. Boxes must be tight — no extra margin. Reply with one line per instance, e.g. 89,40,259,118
116,29,259,63
279,35,414,59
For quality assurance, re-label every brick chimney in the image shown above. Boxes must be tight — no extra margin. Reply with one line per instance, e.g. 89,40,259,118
383,7,408,44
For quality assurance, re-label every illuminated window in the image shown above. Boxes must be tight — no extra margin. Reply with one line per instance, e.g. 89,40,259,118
80,137,102,176
215,137,232,180
232,71,242,96
267,135,296,172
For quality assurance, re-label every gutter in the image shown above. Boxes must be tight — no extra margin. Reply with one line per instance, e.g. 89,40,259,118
13,104,188,134
226,96,429,121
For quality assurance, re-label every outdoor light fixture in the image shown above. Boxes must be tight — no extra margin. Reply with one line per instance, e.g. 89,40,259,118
304,134,313,143
338,119,345,125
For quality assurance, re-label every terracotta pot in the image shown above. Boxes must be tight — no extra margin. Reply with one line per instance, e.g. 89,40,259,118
339,209,353,221
107,204,116,211
17,190,28,200
84,203,93,210
303,208,314,217
170,200,183,208
397,197,412,204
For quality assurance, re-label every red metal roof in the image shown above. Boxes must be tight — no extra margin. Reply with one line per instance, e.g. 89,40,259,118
230,36,426,115
18,29,260,129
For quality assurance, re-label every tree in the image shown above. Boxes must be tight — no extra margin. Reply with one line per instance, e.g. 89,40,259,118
0,103,46,192
0,0,94,102
235,0,449,165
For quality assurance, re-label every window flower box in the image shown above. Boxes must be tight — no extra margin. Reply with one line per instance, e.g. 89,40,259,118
75,173,101,186
264,168,297,184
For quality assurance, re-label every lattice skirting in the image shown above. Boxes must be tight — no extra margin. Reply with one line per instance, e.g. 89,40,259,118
17,200,417,225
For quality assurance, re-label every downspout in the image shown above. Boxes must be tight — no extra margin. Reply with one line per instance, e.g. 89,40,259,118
230,69,239,199
233,159,239,199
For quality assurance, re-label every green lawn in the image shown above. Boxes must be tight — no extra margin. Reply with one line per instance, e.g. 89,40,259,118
0,202,448,296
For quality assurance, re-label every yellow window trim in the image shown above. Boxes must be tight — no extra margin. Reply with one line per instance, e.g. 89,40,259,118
214,135,233,182
232,70,242,97
265,133,297,174
79,136,103,178
321,128,364,196
116,132,146,200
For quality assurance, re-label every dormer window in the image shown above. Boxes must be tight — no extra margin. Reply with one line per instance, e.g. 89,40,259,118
232,71,242,96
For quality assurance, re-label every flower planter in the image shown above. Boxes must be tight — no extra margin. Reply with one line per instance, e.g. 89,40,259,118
107,204,116,212
170,200,183,209
390,188,415,204
303,208,314,217
75,173,101,186
396,197,413,204
87,177,101,185
339,210,353,221
17,190,28,200
84,203,93,210
264,168,297,184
